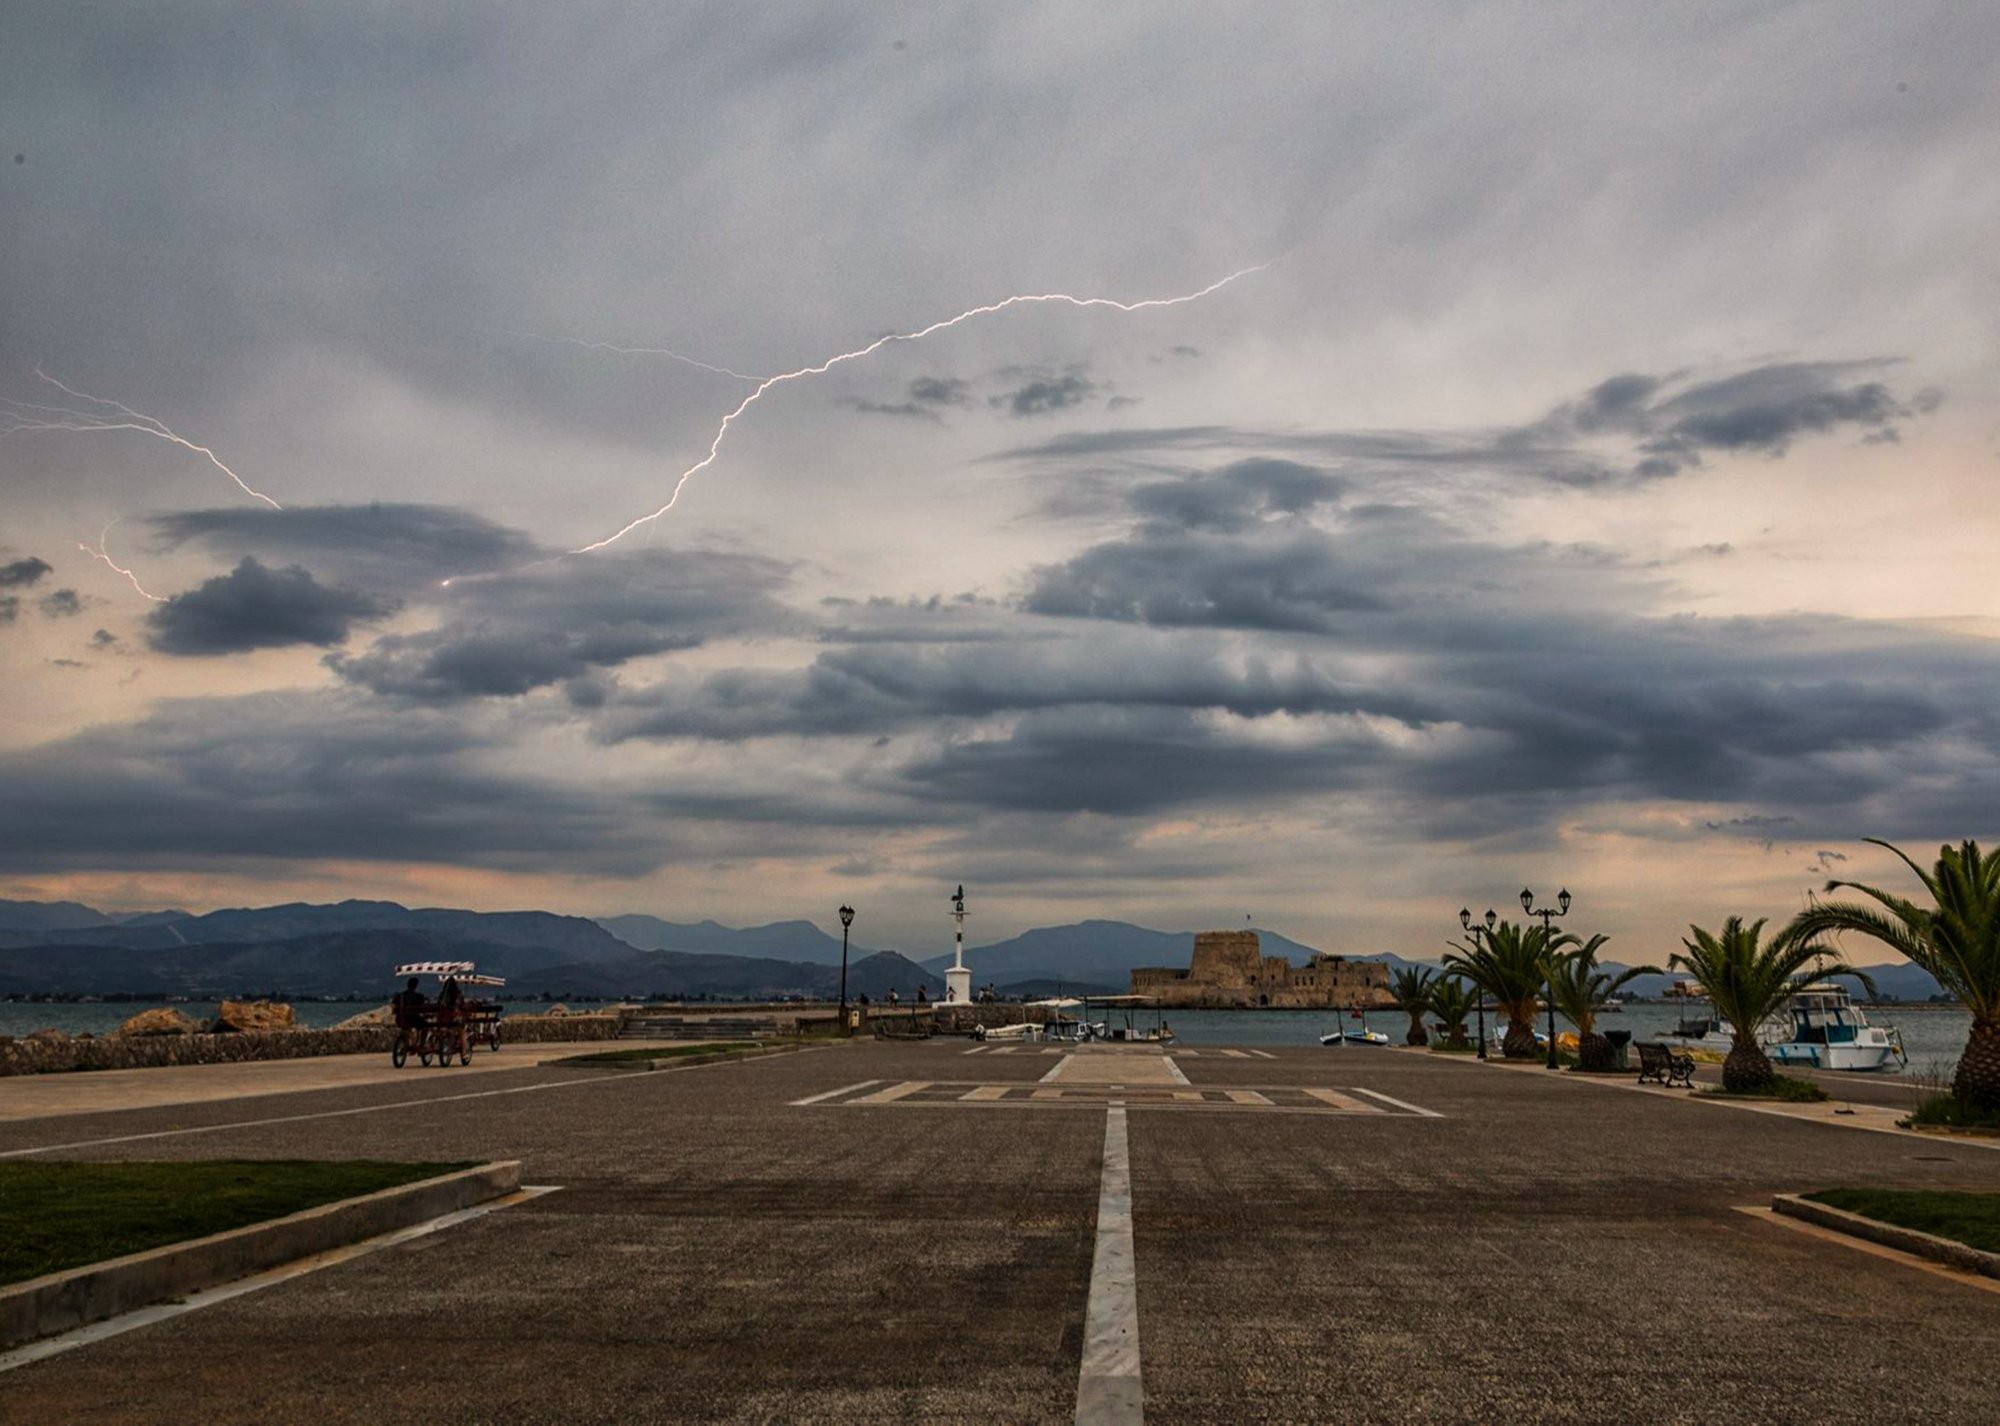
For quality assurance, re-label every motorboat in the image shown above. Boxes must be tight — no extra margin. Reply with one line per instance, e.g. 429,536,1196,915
1661,982,1904,1071
1322,1006,1391,1047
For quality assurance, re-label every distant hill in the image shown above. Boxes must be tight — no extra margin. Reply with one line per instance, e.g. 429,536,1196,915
595,915,854,966
918,920,1329,988
0,899,125,934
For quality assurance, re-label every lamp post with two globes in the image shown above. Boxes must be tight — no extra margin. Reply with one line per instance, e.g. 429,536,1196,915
1520,886,1571,1070
837,904,856,1036
1457,906,1497,1060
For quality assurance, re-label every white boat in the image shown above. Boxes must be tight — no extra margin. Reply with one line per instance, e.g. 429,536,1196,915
1662,982,1905,1071
1322,1008,1390,1047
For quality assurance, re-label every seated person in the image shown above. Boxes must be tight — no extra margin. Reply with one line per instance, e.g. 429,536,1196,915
393,977,428,1027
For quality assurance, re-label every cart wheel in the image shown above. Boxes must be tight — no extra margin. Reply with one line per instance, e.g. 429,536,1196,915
488,1028,501,1052
418,1042,433,1067
392,1039,408,1069
434,1036,453,1067
458,1036,471,1067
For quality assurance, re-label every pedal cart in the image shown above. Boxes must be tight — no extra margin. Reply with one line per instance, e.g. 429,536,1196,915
389,960,506,1068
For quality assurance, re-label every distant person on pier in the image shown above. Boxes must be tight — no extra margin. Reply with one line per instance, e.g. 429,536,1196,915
888,988,900,1010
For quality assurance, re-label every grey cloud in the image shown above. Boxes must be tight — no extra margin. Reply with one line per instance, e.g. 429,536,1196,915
149,505,540,591
1027,534,1384,631
0,557,52,589
90,628,118,648
908,376,970,406
146,558,393,656
0,597,16,625
0,692,662,875
37,588,81,618
992,372,1098,417
328,549,790,702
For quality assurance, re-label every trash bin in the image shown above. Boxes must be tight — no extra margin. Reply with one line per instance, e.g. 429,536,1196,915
1604,1029,1633,1071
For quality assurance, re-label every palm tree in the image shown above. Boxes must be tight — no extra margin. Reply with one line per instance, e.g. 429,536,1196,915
1445,920,1569,1059
1790,839,2000,1111
1428,976,1477,1050
1544,934,1658,1072
1389,966,1438,1046
1670,916,1871,1092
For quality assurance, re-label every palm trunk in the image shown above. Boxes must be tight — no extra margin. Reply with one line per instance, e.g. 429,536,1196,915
1405,1011,1428,1047
1952,1018,2000,1112
1444,1024,1470,1051
1502,1015,1538,1059
1722,1033,1774,1093
1578,1031,1615,1073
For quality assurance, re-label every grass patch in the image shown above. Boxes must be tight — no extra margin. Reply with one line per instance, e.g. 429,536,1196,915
563,1040,762,1064
1806,1189,2000,1254
1702,1074,1828,1103
1427,1042,1478,1054
0,1159,470,1286
1904,1093,2000,1132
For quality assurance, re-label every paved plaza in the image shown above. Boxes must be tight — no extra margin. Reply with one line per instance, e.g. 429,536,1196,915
2,1040,1997,1422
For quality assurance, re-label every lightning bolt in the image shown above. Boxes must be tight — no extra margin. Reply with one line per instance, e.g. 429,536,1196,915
513,332,763,383
1,370,282,509
570,263,1267,554
78,521,166,603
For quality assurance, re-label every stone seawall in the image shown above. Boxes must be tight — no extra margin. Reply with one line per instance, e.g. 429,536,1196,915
0,1012,624,1077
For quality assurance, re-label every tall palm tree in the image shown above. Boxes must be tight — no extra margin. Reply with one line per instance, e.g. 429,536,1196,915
1790,839,2000,1111
1389,966,1438,1046
1544,934,1658,1072
1445,921,1569,1059
1428,976,1477,1050
1670,916,1870,1092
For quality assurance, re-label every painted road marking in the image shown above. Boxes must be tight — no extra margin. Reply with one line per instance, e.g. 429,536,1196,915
1303,1088,1379,1113
963,1045,989,1056
788,1080,882,1107
961,1086,1010,1101
850,1081,931,1104
1223,1089,1273,1106
1076,1106,1142,1424
0,1050,825,1160
1248,1049,1276,1059
0,1186,561,1375
1351,1087,1442,1118
1164,1058,1191,1086
1033,1088,1066,1101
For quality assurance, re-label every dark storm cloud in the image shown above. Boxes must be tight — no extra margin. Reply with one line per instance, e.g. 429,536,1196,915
993,372,1099,417
0,597,18,625
852,375,974,421
0,557,52,588
327,549,791,701
146,558,393,656
1125,459,1347,532
993,362,1941,488
1027,534,1384,631
0,692,661,875
149,505,541,591
90,628,118,648
36,588,81,618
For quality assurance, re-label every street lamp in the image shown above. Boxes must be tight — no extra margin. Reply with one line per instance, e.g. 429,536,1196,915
1521,886,1570,1070
1458,906,1498,1059
837,904,856,1037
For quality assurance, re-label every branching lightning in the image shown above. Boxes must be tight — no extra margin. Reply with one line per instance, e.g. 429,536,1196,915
515,332,764,383
2,370,282,509
570,263,1267,554
78,521,166,603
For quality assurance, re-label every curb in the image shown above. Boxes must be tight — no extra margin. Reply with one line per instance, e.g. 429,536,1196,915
550,1041,812,1072
1772,1193,2000,1280
1,1160,519,1348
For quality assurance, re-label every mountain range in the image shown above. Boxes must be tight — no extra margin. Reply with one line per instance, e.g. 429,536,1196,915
0,899,1950,1002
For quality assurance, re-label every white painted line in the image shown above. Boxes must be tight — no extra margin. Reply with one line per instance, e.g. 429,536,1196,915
990,1046,1018,1056
1350,1087,1442,1118
1163,1058,1191,1086
849,1081,930,1105
0,1048,824,1159
1223,1089,1272,1106
788,1079,881,1107
1219,1049,1249,1059
961,1086,1010,1102
0,1187,560,1374
1303,1088,1379,1113
963,1045,989,1056
1040,1055,1074,1084
1076,1106,1142,1425
1248,1049,1276,1059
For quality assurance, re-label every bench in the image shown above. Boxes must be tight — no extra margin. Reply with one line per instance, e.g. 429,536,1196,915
1636,1041,1695,1088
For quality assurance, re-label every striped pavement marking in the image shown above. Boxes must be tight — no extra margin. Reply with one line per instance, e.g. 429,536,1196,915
1075,1106,1142,1424
1352,1086,1443,1118
850,1081,931,1104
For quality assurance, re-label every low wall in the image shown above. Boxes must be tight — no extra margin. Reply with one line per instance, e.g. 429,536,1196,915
0,1012,624,1077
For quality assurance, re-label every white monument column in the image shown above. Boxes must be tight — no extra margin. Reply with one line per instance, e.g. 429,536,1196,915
945,884,972,1005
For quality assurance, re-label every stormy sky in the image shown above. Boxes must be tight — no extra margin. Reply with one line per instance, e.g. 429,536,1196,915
3,4,1998,959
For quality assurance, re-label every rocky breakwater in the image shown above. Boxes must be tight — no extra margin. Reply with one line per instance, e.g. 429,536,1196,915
0,1005,627,1076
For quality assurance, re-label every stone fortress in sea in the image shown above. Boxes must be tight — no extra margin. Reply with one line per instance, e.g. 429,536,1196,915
1129,930,1392,1008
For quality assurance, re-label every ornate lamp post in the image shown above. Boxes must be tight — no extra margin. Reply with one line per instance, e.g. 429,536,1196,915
1458,906,1498,1060
1521,886,1570,1070
837,904,856,1036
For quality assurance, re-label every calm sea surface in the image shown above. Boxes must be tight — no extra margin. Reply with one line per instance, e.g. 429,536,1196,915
1141,1002,1974,1076
3,998,1975,1077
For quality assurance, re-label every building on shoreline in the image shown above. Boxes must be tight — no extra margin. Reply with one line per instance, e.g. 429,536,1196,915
1129,930,1392,1008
